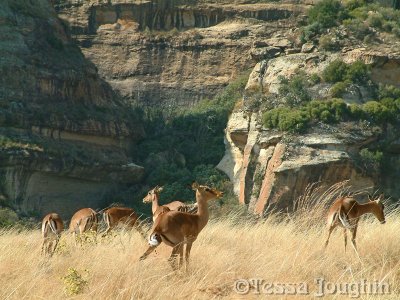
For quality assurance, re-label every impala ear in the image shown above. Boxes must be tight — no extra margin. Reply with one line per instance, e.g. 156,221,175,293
191,182,199,190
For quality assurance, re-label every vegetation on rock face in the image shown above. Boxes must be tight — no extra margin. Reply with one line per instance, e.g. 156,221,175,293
262,59,400,133
302,0,400,44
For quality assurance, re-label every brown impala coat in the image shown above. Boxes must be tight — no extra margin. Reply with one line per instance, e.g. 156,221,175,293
143,186,171,222
140,183,223,270
103,207,145,237
143,186,198,222
325,194,386,252
41,213,64,256
69,208,98,244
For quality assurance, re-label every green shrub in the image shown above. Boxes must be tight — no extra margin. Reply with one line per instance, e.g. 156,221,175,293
278,72,311,107
344,60,370,84
378,85,400,100
62,268,89,296
318,34,340,51
309,73,321,84
342,18,372,40
359,148,383,172
263,107,310,133
322,60,349,83
362,101,390,123
393,27,400,37
366,12,383,28
301,22,322,42
330,81,349,97
308,0,347,29
0,208,19,227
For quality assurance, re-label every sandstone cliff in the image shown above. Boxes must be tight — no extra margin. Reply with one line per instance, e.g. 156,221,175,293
54,0,307,108
218,45,400,215
0,0,144,217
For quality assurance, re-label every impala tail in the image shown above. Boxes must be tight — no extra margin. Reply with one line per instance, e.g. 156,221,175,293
148,232,162,246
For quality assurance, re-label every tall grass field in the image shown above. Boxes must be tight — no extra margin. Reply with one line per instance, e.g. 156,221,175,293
1,184,399,299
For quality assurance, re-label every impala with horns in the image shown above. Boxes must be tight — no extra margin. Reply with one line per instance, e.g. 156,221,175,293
103,206,146,238
69,208,98,244
325,193,386,253
140,182,223,270
41,213,64,256
143,186,198,222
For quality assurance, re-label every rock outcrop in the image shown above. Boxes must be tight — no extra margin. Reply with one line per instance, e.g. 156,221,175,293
0,0,144,217
54,0,307,108
219,47,400,215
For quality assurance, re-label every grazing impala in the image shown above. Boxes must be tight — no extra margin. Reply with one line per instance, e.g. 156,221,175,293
143,186,198,222
69,208,98,244
103,206,146,238
41,213,64,256
325,194,386,252
140,182,223,270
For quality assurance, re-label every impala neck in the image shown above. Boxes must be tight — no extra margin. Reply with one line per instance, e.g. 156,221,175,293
152,193,160,214
357,202,379,219
196,193,209,229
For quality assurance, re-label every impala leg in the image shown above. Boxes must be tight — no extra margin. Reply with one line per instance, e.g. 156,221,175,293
178,244,184,269
139,245,158,261
343,229,348,252
46,240,53,256
168,244,182,270
51,236,60,256
185,242,193,271
324,224,336,248
41,239,47,255
350,224,358,252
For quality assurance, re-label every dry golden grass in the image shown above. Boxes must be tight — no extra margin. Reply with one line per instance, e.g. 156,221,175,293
1,184,399,299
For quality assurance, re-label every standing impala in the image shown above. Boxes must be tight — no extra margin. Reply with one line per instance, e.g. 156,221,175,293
325,194,386,252
103,206,146,238
143,186,198,222
69,208,98,244
140,182,223,270
41,213,64,256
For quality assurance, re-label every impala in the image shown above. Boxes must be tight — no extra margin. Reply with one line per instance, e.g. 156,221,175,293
103,206,146,238
69,208,98,244
143,186,198,222
41,213,64,256
325,194,386,253
139,182,223,270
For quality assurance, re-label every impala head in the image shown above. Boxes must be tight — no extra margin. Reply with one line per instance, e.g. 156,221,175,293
191,182,224,201
143,186,163,203
370,193,386,224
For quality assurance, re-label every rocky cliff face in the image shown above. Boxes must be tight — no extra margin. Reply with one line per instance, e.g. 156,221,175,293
54,0,307,108
0,0,144,217
218,47,400,215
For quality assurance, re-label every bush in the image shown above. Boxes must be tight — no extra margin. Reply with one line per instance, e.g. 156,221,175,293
366,12,383,28
301,22,322,42
0,208,19,227
323,60,370,85
359,148,383,173
263,107,310,133
322,60,349,83
378,85,400,100
344,60,370,84
362,101,390,123
342,18,372,40
318,34,340,51
62,268,89,296
278,72,311,107
308,0,347,29
330,81,349,97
